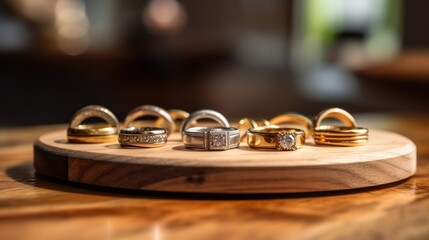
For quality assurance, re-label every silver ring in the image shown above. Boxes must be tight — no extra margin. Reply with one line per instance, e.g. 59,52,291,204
183,127,240,150
123,105,175,136
180,109,230,136
119,127,167,148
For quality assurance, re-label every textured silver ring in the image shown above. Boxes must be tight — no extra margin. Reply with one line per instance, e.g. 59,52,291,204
119,127,167,148
183,127,240,151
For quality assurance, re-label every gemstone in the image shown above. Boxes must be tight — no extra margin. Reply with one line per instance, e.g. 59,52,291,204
209,132,227,150
276,133,296,151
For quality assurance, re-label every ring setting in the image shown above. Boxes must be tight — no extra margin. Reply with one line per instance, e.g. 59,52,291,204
275,132,297,151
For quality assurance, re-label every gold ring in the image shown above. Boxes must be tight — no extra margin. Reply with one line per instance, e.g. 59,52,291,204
247,126,305,151
154,109,189,132
123,105,175,136
269,113,313,138
314,108,357,128
119,127,167,148
237,118,270,142
67,105,119,143
313,108,368,147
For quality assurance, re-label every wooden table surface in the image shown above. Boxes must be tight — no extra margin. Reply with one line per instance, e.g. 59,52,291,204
1,114,429,240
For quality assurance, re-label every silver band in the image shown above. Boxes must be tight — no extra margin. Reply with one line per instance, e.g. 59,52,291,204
123,105,175,136
183,127,240,150
69,105,119,130
180,109,230,136
119,127,167,148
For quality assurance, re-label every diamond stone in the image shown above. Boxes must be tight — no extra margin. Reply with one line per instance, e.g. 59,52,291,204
209,132,228,150
276,132,296,151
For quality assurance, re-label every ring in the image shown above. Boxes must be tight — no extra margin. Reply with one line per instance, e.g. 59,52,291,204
154,109,189,132
123,105,175,136
313,108,368,147
119,127,167,148
183,127,240,150
247,126,305,151
237,118,270,142
180,109,230,137
314,108,357,128
67,105,119,143
269,113,313,138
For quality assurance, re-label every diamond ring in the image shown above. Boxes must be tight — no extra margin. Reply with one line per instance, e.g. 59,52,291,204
183,127,240,150
247,126,305,151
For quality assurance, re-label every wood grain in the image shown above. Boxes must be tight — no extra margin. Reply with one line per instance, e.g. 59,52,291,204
33,129,416,193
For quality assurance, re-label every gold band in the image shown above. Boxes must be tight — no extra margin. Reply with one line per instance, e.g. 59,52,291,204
124,105,175,136
67,105,119,143
154,109,189,132
313,108,368,147
269,113,313,139
247,126,305,151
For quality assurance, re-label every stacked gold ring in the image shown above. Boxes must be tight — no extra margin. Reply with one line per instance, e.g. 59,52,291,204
313,108,368,147
247,126,305,151
67,105,120,143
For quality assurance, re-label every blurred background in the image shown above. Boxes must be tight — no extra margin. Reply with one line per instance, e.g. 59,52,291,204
0,0,428,127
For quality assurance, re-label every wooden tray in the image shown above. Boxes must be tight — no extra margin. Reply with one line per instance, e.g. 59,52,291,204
33,129,416,194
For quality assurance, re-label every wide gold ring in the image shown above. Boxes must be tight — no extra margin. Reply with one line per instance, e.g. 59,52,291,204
237,118,270,142
313,108,368,147
67,105,120,143
247,126,305,151
154,109,189,133
270,113,313,139
123,105,175,136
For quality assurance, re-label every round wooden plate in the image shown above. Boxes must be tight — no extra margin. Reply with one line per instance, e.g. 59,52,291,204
34,129,416,194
